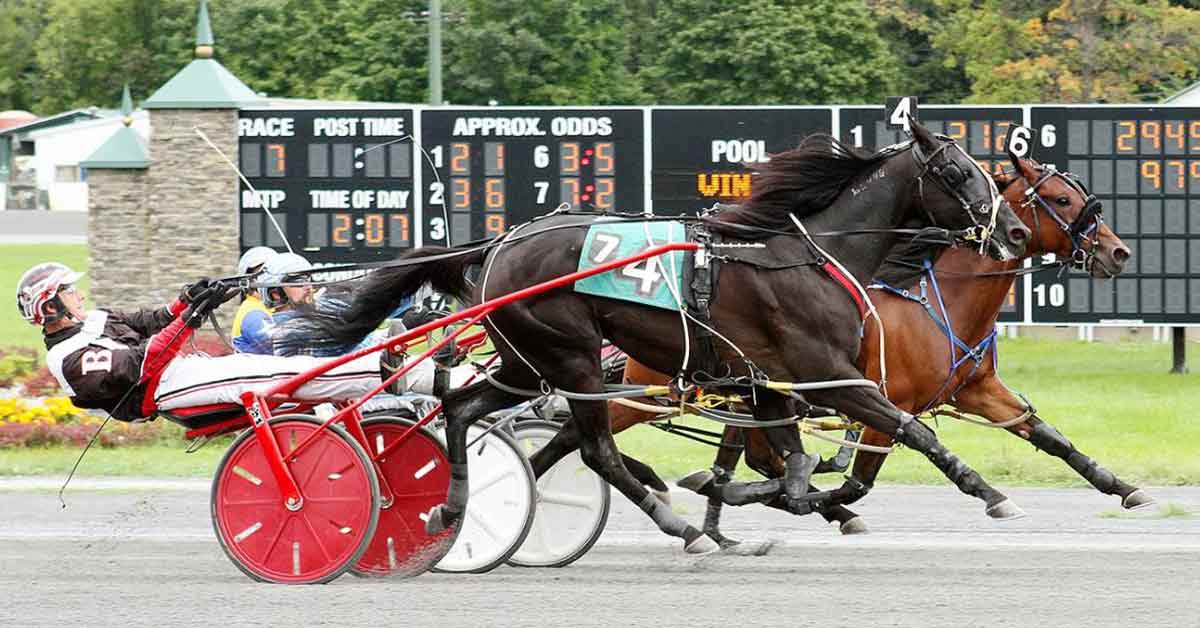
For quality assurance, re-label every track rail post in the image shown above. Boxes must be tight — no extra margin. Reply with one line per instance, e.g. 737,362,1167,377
1171,327,1188,374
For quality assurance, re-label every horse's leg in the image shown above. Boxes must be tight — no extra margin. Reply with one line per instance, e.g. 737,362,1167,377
953,376,1154,510
686,425,747,548
522,342,717,552
574,406,716,553
813,429,861,474
527,416,673,504
607,362,675,502
805,382,1025,520
741,427,784,477
424,375,529,533
621,455,673,504
753,430,866,532
747,424,867,532
608,399,673,502
681,393,821,507
559,375,717,554
749,392,821,500
677,424,864,529
762,436,820,501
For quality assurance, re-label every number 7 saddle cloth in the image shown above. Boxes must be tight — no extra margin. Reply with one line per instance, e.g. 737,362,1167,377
574,219,690,311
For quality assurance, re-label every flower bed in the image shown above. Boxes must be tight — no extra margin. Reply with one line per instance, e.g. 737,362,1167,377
0,348,37,388
0,332,231,448
0,397,173,448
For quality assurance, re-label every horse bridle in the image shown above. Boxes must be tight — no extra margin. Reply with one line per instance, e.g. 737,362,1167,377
911,136,1003,253
1020,164,1103,270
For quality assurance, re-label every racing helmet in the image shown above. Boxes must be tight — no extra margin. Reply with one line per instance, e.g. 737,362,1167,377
258,252,313,308
237,246,278,275
16,262,85,326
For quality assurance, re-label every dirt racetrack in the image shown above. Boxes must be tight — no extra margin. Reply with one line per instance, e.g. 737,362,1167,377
2,480,1196,628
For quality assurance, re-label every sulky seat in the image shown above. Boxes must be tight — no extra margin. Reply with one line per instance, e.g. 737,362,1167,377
159,403,249,432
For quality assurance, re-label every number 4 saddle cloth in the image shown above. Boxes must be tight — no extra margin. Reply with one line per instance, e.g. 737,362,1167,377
574,219,691,311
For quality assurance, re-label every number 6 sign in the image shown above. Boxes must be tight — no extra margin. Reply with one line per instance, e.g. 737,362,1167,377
1007,125,1033,159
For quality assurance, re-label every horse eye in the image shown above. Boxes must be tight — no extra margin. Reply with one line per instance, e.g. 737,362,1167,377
1056,197,1070,205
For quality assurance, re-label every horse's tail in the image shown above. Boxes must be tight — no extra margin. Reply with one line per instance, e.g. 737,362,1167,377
276,246,485,354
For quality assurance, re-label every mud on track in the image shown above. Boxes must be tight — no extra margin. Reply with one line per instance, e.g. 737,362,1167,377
1,482,1197,628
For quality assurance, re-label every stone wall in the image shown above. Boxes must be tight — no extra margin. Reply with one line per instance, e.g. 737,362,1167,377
144,108,240,308
87,169,152,308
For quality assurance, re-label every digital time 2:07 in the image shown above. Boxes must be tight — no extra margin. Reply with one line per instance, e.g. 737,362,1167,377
307,212,412,248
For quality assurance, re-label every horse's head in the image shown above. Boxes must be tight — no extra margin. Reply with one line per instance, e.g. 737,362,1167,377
909,120,1030,261
997,157,1131,278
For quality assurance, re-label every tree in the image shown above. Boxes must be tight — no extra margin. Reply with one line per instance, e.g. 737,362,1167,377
868,0,972,103
320,0,428,103
442,0,647,105
884,0,1200,103
214,0,334,100
0,0,48,112
639,0,898,105
29,0,202,113
217,0,427,104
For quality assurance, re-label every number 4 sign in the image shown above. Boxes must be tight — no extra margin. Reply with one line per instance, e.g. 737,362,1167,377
885,96,919,133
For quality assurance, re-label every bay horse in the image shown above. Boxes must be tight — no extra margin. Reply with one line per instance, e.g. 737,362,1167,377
279,121,1032,553
610,150,1149,545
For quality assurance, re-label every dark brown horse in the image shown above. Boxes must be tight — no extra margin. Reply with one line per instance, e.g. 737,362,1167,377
280,122,1032,553
609,151,1147,544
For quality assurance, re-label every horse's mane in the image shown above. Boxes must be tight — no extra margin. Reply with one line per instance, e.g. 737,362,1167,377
705,135,897,239
872,170,1023,288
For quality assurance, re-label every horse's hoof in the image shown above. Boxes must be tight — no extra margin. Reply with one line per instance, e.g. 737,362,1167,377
677,469,715,493
839,516,870,535
1122,489,1156,511
423,504,448,534
684,534,720,555
716,537,741,550
985,499,1027,521
652,488,672,506
719,539,775,556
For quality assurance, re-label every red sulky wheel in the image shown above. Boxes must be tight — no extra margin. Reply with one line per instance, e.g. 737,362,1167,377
211,415,380,584
352,416,458,578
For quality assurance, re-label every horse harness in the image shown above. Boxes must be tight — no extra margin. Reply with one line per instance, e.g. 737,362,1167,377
870,259,995,414
656,209,877,403
911,136,1004,252
869,257,1039,429
1021,165,1103,271
682,220,724,379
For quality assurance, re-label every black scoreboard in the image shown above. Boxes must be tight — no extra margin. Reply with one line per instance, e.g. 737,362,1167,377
417,108,644,246
839,106,1025,323
238,109,416,263
235,104,1200,326
1031,106,1200,324
650,108,832,215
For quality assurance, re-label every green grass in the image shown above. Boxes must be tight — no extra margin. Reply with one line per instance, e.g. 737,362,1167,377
1,244,88,349
0,441,228,477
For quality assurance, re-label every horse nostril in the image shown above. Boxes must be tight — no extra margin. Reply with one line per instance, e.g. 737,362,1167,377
1009,226,1030,243
1113,246,1131,263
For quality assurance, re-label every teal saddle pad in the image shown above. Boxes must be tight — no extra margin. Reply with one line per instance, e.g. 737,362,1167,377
574,220,688,311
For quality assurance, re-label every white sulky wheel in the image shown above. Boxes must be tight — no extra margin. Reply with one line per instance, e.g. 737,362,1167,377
507,420,611,568
431,421,537,574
